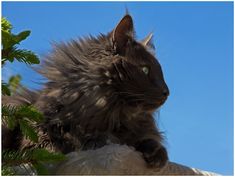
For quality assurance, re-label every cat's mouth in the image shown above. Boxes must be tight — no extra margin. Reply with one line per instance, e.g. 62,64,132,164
159,97,167,105
144,97,167,112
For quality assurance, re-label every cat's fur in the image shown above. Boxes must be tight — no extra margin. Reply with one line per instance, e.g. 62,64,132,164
3,15,169,168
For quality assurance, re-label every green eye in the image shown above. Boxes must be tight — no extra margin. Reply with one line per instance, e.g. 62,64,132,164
142,66,149,75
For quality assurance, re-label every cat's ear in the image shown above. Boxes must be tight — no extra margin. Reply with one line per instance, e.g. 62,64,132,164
112,15,134,53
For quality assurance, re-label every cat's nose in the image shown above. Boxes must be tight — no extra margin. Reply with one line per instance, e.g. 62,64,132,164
162,88,169,97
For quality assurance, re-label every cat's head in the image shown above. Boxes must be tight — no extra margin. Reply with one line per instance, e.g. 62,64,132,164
107,15,169,112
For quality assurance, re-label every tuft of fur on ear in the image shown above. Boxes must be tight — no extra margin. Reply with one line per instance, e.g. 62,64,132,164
112,15,134,54
141,33,153,46
141,32,155,50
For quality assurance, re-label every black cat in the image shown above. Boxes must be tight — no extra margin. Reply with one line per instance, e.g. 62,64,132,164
3,14,169,168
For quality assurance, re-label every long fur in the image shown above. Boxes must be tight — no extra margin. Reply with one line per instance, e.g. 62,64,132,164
3,15,169,167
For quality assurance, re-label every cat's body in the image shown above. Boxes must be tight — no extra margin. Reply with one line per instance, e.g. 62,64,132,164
3,15,169,168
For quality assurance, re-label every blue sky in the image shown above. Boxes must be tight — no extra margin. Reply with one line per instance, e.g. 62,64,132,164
2,2,233,175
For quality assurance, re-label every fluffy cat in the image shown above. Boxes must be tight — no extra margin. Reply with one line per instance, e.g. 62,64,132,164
3,14,169,168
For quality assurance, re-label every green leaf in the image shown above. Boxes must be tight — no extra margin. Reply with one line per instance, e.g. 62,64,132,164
19,119,38,143
2,149,65,175
6,117,17,130
32,162,49,175
2,105,17,130
8,75,22,93
1,17,40,65
32,149,66,163
15,30,31,43
1,165,15,176
4,114,17,130
8,48,40,65
2,31,17,50
2,149,33,166
2,83,11,96
18,105,43,122
2,104,43,134
1,17,12,33
2,29,30,50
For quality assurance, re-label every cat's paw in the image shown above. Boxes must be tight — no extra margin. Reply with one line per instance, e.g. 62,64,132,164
135,139,168,168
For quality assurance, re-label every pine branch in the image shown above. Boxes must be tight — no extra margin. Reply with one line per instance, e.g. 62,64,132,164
1,17,12,32
1,165,15,176
2,149,66,175
19,119,39,143
1,17,66,176
2,47,40,65
2,83,11,96
2,104,43,142
8,75,22,93
2,28,30,50
32,162,48,175
2,150,35,166
2,75,22,98
32,149,66,163
2,105,18,129
1,17,40,65
16,105,44,123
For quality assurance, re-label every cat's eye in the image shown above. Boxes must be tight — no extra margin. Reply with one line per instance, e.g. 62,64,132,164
142,66,149,75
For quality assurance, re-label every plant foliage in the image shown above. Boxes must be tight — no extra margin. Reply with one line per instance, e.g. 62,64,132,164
2,149,66,175
1,17,39,65
2,17,65,175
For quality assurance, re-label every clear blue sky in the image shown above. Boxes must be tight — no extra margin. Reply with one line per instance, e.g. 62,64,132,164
2,2,233,175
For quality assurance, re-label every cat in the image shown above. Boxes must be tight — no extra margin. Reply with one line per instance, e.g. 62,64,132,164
3,14,169,168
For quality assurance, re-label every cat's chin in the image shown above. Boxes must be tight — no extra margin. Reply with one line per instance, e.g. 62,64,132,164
143,100,167,113
142,105,160,114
